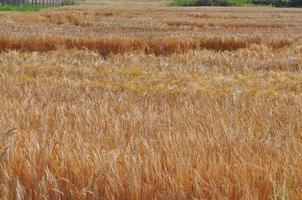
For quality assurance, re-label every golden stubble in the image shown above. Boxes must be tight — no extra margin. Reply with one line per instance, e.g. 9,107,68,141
0,2,302,200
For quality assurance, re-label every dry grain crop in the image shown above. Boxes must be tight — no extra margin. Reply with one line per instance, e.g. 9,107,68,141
0,2,302,199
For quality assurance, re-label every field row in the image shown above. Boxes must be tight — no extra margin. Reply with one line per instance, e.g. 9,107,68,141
0,35,298,56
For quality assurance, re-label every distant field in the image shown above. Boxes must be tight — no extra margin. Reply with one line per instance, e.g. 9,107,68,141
0,2,302,199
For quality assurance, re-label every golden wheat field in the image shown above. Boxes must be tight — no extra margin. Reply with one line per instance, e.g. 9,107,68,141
0,2,302,199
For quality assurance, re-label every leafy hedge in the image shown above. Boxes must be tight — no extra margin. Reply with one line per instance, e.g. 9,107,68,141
284,0,302,6
170,0,197,6
171,0,250,6
195,0,250,6
170,0,302,6
252,0,302,6
0,5,46,11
